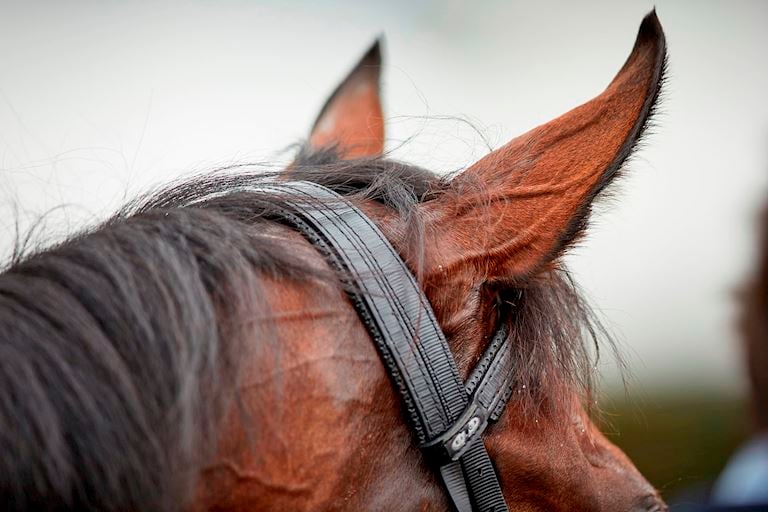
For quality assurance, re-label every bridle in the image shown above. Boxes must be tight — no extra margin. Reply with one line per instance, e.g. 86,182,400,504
260,181,516,512
261,181,515,511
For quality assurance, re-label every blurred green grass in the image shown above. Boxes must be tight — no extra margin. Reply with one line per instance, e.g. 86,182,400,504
598,392,750,499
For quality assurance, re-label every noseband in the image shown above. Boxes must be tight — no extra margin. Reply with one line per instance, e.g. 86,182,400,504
262,181,515,512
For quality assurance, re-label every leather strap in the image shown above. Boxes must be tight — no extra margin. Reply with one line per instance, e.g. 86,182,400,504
203,181,515,511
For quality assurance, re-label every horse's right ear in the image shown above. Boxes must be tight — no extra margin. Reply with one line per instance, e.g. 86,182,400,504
424,11,666,283
305,40,384,159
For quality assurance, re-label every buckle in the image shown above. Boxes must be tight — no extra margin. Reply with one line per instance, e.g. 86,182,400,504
420,403,490,465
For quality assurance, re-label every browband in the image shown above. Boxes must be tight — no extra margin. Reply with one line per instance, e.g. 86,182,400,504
246,181,516,512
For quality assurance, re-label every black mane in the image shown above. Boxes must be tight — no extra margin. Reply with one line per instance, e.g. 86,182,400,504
0,148,610,511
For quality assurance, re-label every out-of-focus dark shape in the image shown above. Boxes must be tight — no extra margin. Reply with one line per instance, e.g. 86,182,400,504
668,194,768,511
704,201,768,508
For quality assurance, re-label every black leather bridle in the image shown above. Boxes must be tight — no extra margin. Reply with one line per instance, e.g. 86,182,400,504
259,181,516,512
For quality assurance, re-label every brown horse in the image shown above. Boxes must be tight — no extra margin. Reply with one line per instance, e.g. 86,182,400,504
0,10,666,512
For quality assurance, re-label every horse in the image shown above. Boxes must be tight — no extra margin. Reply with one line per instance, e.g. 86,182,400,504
0,10,667,512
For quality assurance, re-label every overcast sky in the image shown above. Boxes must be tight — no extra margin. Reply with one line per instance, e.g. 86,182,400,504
1,0,766,395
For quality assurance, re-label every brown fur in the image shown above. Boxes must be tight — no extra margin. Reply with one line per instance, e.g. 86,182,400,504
0,11,669,512
308,41,385,159
197,11,668,512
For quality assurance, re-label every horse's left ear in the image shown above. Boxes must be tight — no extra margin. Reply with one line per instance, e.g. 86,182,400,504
425,11,666,282
306,40,384,159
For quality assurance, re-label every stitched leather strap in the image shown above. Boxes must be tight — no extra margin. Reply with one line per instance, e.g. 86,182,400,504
210,181,513,512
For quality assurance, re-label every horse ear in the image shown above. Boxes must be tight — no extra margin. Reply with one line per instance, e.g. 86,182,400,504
427,11,666,281
306,39,385,159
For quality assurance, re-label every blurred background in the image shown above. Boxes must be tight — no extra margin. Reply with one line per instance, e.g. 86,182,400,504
1,0,766,502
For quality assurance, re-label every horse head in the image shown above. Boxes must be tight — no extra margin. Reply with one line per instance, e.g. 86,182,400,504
200,10,667,512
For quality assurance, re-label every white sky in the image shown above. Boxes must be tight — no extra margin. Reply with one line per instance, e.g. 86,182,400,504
1,0,766,395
